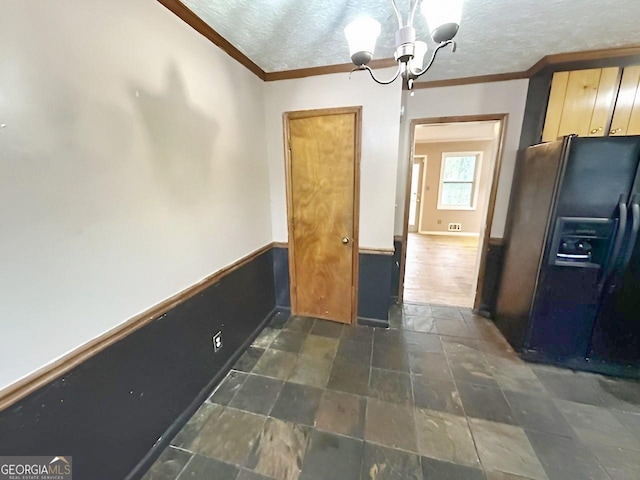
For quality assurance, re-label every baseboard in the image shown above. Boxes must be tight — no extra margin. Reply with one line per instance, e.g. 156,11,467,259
358,316,389,328
521,349,640,380
417,231,481,237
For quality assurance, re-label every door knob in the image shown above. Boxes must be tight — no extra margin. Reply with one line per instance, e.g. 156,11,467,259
610,127,623,135
590,127,603,134
342,237,351,244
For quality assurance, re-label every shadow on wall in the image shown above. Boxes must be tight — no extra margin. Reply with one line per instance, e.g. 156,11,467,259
131,64,219,205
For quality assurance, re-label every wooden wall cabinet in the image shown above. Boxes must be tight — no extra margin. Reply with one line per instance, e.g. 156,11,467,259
542,68,620,142
610,66,640,136
542,66,640,142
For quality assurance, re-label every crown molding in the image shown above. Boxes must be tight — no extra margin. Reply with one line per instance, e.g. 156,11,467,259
414,44,640,89
158,0,265,80
263,58,398,82
526,43,640,77
160,1,640,87
413,70,529,89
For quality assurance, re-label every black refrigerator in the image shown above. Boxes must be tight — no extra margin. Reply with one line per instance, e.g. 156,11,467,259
496,135,640,377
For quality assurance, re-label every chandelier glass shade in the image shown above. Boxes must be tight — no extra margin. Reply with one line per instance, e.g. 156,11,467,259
344,0,463,89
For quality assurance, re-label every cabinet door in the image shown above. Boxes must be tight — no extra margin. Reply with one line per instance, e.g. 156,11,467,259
542,68,619,142
588,68,620,136
610,66,640,136
542,71,570,142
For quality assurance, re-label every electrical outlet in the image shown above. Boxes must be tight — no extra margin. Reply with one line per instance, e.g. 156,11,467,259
212,331,222,352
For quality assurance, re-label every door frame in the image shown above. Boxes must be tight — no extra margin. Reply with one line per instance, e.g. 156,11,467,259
409,155,427,233
283,106,362,324
398,113,509,311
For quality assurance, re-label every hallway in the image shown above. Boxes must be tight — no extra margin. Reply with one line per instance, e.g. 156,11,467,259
404,234,479,307
145,306,640,480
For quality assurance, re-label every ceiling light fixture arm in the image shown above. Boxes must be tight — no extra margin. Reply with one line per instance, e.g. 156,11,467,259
390,0,404,29
349,63,402,85
407,0,421,28
344,0,462,88
410,39,456,78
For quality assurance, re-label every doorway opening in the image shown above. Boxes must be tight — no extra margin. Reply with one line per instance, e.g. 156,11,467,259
399,114,508,310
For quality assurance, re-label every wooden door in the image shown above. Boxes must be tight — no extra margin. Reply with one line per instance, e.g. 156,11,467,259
542,68,619,142
284,107,361,324
610,66,640,136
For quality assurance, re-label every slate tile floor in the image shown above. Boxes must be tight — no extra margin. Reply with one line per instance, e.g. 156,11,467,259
144,304,640,480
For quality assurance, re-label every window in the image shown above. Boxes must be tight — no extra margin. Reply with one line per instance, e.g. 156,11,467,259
437,152,481,210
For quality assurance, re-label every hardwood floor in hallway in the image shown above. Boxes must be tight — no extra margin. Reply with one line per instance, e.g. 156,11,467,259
404,233,479,307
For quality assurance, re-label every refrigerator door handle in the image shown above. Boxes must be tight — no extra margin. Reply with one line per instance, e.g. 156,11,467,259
599,194,628,292
620,194,640,271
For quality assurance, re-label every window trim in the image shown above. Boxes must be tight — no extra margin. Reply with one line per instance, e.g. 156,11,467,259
437,151,483,211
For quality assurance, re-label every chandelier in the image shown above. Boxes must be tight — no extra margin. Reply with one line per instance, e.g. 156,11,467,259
344,0,463,89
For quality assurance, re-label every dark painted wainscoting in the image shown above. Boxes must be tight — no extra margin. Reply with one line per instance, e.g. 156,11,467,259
272,246,291,308
0,249,276,480
0,244,395,480
390,237,403,304
478,240,506,318
271,245,392,326
358,253,393,327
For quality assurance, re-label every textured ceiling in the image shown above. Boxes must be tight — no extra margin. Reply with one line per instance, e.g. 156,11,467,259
182,0,640,81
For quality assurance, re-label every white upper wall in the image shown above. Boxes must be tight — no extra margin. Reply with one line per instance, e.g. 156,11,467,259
396,79,530,237
0,0,271,390
264,69,402,250
0,1,529,392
